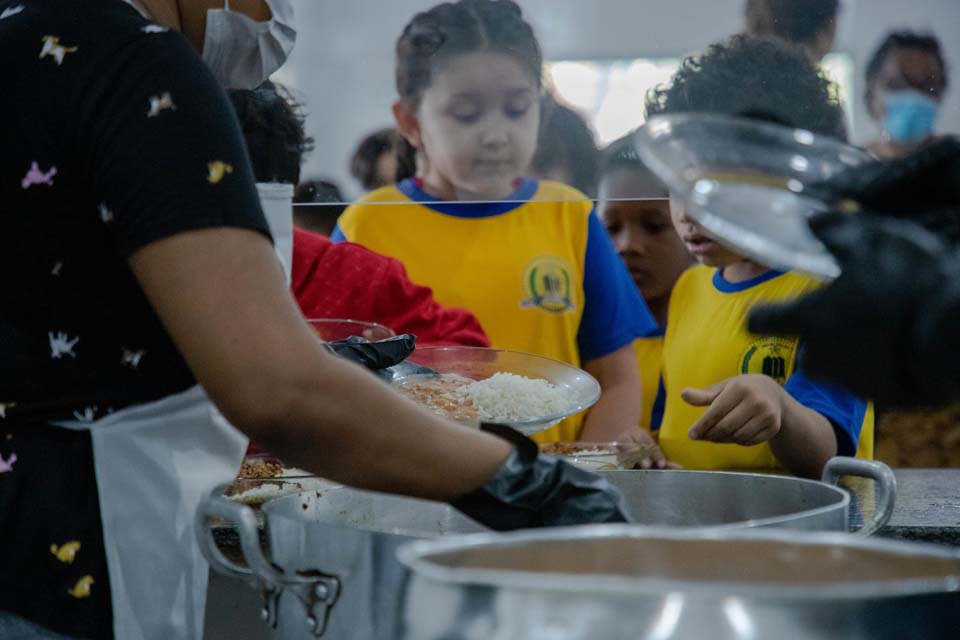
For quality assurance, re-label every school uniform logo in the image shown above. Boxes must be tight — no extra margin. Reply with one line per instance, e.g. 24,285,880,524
521,256,575,314
739,336,796,384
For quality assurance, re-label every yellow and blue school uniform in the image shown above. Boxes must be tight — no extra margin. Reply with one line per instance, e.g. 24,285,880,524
333,178,658,441
635,332,665,432
655,266,874,471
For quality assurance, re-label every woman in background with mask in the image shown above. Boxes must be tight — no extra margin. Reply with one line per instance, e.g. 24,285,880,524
865,30,949,160
0,1,627,638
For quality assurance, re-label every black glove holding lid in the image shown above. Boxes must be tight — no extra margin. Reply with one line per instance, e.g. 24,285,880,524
324,334,417,370
818,137,960,244
749,212,960,409
450,423,631,531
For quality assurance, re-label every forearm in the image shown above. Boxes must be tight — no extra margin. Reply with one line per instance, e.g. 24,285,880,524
251,350,512,500
130,228,511,502
580,345,642,441
580,385,640,441
769,393,837,479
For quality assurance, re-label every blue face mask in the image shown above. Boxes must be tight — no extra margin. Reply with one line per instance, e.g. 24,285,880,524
883,90,940,143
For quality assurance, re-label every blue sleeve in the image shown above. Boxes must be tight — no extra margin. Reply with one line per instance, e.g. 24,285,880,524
577,211,659,362
650,376,666,432
785,366,868,457
330,224,348,243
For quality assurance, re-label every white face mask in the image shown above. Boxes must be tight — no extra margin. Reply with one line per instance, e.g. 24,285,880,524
202,0,297,90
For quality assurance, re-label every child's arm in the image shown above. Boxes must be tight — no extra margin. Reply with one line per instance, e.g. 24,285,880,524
580,344,662,461
581,343,642,440
580,347,676,469
576,212,663,462
682,375,837,478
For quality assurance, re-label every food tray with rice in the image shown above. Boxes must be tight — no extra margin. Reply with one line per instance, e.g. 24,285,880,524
391,346,601,436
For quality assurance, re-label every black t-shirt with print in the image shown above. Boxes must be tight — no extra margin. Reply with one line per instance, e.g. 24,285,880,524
0,0,269,636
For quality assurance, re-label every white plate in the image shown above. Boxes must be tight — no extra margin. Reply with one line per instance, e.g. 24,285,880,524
393,347,601,436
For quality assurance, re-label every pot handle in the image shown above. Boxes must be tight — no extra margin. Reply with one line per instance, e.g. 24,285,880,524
822,457,897,536
195,487,343,637
195,485,285,584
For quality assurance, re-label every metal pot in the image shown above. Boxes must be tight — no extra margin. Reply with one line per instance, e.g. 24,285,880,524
198,484,484,639
605,457,896,534
398,527,960,640
196,457,895,638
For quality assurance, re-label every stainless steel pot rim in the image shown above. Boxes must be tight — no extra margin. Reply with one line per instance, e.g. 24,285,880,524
260,469,851,535
598,469,851,531
397,525,960,600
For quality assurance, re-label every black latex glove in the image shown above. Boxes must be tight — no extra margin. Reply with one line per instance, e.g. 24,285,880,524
324,334,417,370
451,423,630,531
748,212,960,409
818,137,960,244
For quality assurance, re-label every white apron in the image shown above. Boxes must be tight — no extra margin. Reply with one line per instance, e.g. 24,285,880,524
46,183,290,638
257,182,295,284
56,385,248,640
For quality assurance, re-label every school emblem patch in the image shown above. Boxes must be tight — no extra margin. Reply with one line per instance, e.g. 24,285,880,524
739,336,796,384
521,256,576,314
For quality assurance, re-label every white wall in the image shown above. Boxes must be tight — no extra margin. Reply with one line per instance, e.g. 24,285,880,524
276,0,960,197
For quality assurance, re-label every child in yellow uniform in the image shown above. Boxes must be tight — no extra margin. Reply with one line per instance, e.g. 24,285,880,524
597,135,694,437
335,0,659,444
645,36,874,478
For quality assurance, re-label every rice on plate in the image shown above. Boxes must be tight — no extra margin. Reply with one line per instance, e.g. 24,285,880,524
461,373,570,422
398,372,573,425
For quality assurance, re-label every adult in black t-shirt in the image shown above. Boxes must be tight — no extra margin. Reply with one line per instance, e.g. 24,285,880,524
0,1,629,638
1,3,275,636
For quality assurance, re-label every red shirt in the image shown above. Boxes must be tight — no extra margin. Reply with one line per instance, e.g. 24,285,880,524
291,229,490,347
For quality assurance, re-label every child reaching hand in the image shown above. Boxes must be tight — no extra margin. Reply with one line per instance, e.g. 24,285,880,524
334,0,658,446
645,36,874,478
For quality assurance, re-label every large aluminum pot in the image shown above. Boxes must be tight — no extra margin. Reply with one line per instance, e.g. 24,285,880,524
604,457,895,534
196,457,895,639
398,526,960,640
198,485,484,639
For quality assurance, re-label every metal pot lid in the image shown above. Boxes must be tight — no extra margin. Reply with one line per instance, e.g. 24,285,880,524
634,113,871,280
